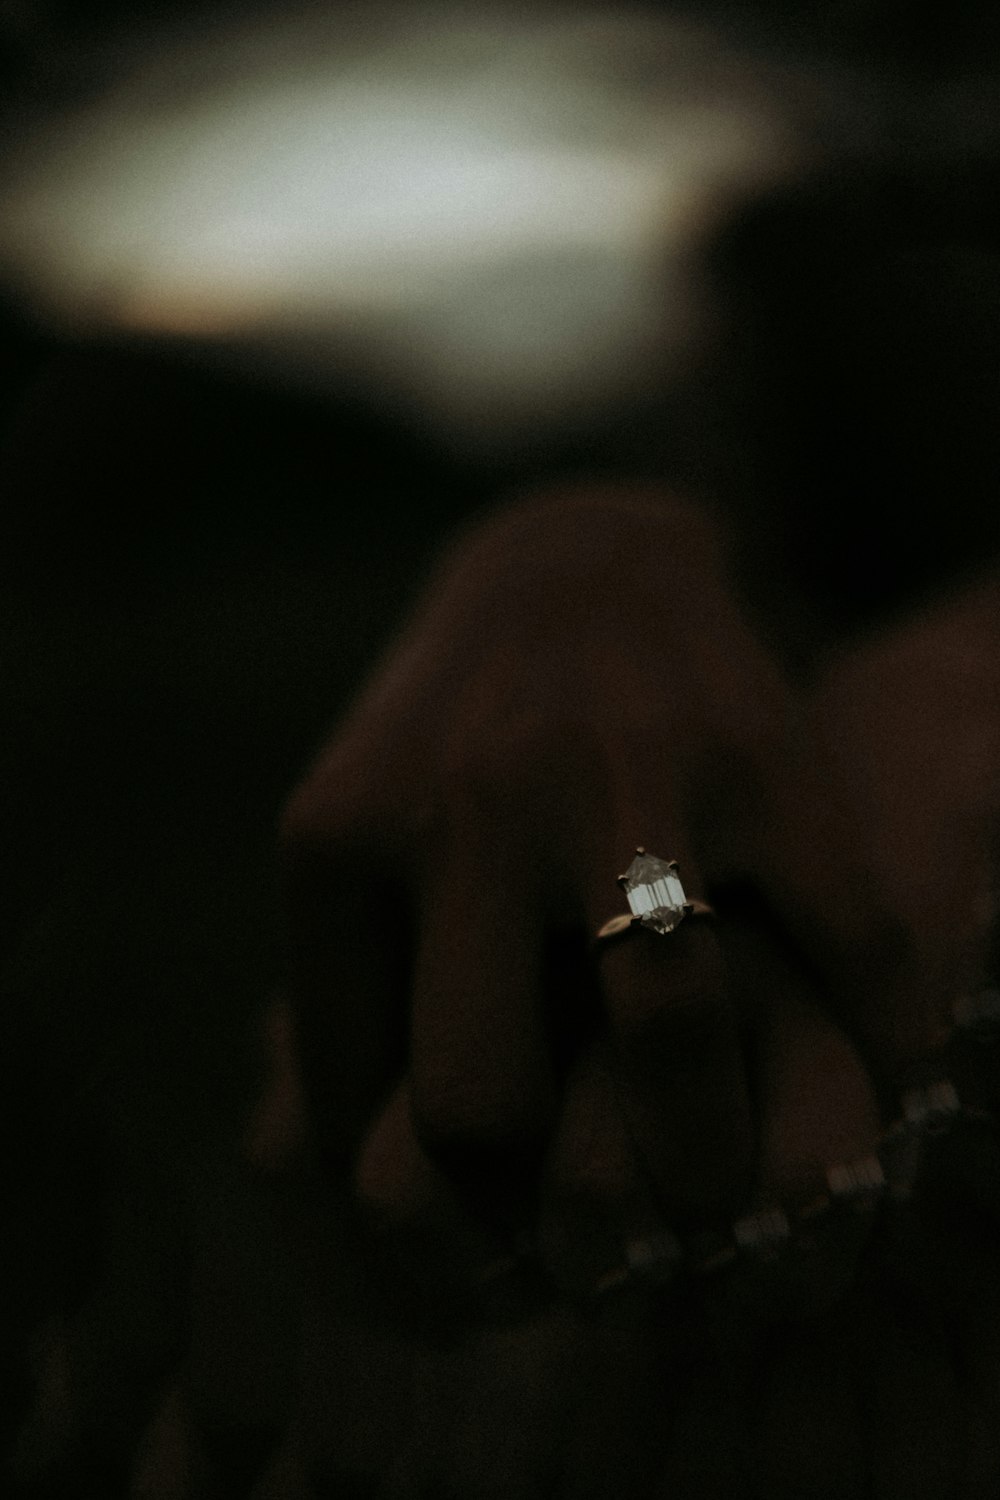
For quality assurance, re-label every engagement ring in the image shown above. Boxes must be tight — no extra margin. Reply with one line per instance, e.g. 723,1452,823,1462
595,849,712,941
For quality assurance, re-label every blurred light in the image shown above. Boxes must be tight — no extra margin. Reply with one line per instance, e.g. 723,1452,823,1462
0,3,803,444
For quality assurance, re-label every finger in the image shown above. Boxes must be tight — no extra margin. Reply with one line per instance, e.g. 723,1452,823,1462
754,967,881,1201
408,794,557,1232
279,821,411,1175
721,916,883,1320
243,993,308,1173
129,1382,210,1500
759,779,987,1091
596,899,754,1228
355,1078,544,1324
537,1042,678,1300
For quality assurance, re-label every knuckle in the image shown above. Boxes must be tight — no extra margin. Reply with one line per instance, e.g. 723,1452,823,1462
278,765,358,866
279,727,406,863
276,783,325,866
411,1094,544,1186
278,767,405,898
354,1138,421,1230
352,1084,434,1228
444,712,608,847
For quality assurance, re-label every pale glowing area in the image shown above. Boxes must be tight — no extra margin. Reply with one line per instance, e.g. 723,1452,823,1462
105,140,673,328
0,5,797,438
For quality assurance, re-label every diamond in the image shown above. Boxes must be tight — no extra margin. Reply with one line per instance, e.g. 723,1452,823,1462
826,1155,885,1203
625,1230,682,1278
733,1208,790,1255
619,851,688,934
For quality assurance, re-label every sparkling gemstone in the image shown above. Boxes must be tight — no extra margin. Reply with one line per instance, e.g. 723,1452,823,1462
826,1155,885,1202
619,852,688,934
625,1230,682,1278
733,1207,790,1254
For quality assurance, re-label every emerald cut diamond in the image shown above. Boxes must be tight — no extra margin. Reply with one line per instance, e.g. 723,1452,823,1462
619,850,689,934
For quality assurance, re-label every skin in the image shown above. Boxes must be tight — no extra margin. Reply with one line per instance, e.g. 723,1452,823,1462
277,483,1000,1494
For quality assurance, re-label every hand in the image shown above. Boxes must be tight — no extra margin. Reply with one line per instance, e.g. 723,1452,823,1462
278,486,886,1306
276,485,1000,1495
